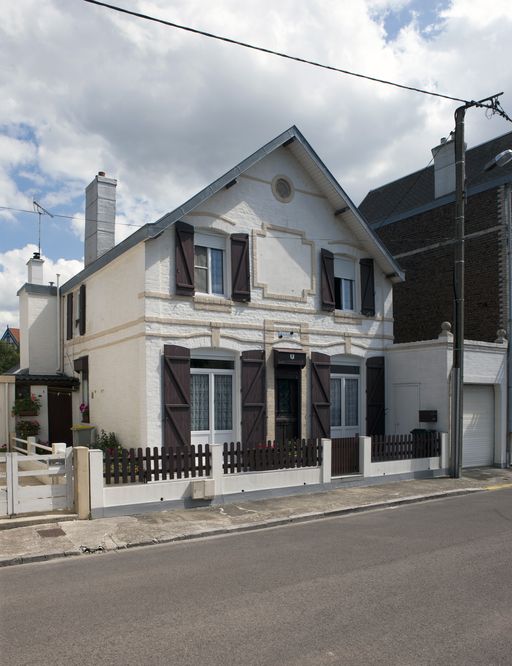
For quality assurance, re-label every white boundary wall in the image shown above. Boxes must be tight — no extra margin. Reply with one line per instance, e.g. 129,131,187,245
88,437,447,518
359,434,449,478
89,442,329,517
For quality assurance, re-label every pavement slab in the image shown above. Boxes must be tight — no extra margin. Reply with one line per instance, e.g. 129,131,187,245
1,468,511,567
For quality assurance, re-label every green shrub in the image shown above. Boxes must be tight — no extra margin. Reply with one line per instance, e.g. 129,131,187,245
94,429,122,455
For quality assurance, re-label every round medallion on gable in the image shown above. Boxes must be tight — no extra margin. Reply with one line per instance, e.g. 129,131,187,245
272,175,294,203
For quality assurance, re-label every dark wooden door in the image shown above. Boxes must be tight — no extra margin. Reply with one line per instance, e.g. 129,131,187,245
275,370,300,444
48,388,73,446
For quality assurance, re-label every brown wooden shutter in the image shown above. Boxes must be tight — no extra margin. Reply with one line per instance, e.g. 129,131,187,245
78,284,86,336
163,345,191,446
360,258,375,316
241,350,266,446
366,356,385,436
66,293,73,340
175,221,194,296
320,249,335,311
311,352,331,439
230,233,250,302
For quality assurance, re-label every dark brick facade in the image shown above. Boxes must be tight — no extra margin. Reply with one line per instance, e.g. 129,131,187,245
375,188,505,343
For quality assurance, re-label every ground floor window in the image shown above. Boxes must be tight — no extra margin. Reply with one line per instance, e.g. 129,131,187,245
330,364,360,433
191,358,234,441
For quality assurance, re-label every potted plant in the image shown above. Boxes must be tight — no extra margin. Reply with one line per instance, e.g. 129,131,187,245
12,394,41,417
16,420,40,439
80,402,90,423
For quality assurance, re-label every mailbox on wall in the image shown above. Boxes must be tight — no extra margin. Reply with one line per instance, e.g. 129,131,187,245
273,350,307,368
419,410,437,423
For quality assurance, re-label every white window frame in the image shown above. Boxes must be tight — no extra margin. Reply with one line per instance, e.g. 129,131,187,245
190,349,240,444
334,256,357,313
330,372,360,435
194,232,227,297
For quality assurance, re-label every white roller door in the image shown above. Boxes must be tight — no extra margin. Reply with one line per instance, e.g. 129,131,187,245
462,385,494,467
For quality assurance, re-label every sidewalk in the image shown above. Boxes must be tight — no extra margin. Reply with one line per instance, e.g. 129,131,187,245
1,467,512,567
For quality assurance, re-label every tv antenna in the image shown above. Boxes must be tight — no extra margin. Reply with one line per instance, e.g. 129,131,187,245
32,200,54,255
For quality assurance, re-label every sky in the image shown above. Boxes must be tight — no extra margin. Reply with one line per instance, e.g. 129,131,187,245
1,0,511,329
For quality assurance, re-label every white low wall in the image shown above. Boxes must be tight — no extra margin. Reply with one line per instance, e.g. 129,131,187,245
221,467,322,494
88,437,447,518
89,441,331,517
359,434,449,478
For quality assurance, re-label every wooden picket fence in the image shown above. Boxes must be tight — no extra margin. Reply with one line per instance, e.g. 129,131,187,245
371,432,441,462
104,445,211,485
223,439,322,474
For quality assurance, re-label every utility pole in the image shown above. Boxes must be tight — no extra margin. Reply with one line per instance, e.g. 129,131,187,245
451,92,506,478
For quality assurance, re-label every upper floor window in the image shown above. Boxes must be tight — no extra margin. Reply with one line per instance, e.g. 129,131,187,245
193,232,226,296
175,222,250,302
194,245,224,295
334,258,355,312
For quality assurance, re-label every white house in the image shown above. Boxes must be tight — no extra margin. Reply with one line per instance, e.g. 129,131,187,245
59,126,403,450
3,126,507,470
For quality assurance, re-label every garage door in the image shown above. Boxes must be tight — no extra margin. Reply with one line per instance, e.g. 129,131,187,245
462,385,494,467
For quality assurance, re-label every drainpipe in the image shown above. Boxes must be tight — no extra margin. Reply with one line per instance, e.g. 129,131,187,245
56,274,61,373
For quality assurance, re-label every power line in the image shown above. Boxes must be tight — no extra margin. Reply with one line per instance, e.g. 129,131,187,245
0,205,143,227
0,203,466,244
83,0,474,105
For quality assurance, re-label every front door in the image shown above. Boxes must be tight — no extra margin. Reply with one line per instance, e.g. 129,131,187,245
48,388,73,446
275,370,300,444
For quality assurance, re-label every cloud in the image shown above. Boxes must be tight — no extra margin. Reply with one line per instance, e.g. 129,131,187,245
0,244,82,329
0,1,510,276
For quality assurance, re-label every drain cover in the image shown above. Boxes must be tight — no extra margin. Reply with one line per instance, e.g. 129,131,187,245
37,527,66,538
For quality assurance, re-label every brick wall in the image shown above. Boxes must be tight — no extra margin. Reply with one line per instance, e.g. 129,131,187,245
375,188,505,343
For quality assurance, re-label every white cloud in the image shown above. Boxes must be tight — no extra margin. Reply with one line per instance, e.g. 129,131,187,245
0,0,511,333
0,244,82,329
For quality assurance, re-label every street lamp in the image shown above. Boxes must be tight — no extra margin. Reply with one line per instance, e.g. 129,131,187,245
484,149,512,172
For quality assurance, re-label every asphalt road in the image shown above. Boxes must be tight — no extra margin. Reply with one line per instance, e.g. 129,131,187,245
2,489,512,666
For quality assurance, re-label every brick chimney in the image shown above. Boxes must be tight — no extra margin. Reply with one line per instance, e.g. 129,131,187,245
27,252,44,284
84,171,117,267
431,135,466,199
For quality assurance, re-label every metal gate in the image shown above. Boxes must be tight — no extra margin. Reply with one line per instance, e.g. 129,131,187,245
331,437,360,476
0,440,73,516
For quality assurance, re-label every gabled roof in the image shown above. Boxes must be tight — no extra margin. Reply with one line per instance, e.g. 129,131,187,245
1,326,20,347
62,125,404,291
360,131,512,227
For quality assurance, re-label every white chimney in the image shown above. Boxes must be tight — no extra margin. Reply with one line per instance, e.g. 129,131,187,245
84,171,117,267
27,253,44,284
431,136,465,199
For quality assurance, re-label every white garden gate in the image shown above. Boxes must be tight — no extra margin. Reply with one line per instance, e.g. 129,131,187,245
0,437,74,516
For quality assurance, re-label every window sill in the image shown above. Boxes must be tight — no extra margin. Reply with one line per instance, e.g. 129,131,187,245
193,294,234,312
333,311,363,324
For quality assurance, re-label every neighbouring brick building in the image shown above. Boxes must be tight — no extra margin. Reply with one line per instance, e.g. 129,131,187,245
359,131,512,344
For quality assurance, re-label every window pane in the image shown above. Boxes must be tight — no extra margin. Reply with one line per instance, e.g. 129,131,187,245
341,279,354,310
194,246,208,293
210,249,224,295
334,277,342,310
194,245,207,267
195,267,207,293
214,374,232,430
330,378,342,427
191,374,209,431
345,378,358,426
191,359,234,370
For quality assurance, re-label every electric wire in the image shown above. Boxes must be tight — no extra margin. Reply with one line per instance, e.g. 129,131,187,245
82,0,474,105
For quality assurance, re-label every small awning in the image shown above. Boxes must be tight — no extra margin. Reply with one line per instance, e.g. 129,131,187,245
14,373,79,389
273,349,307,368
